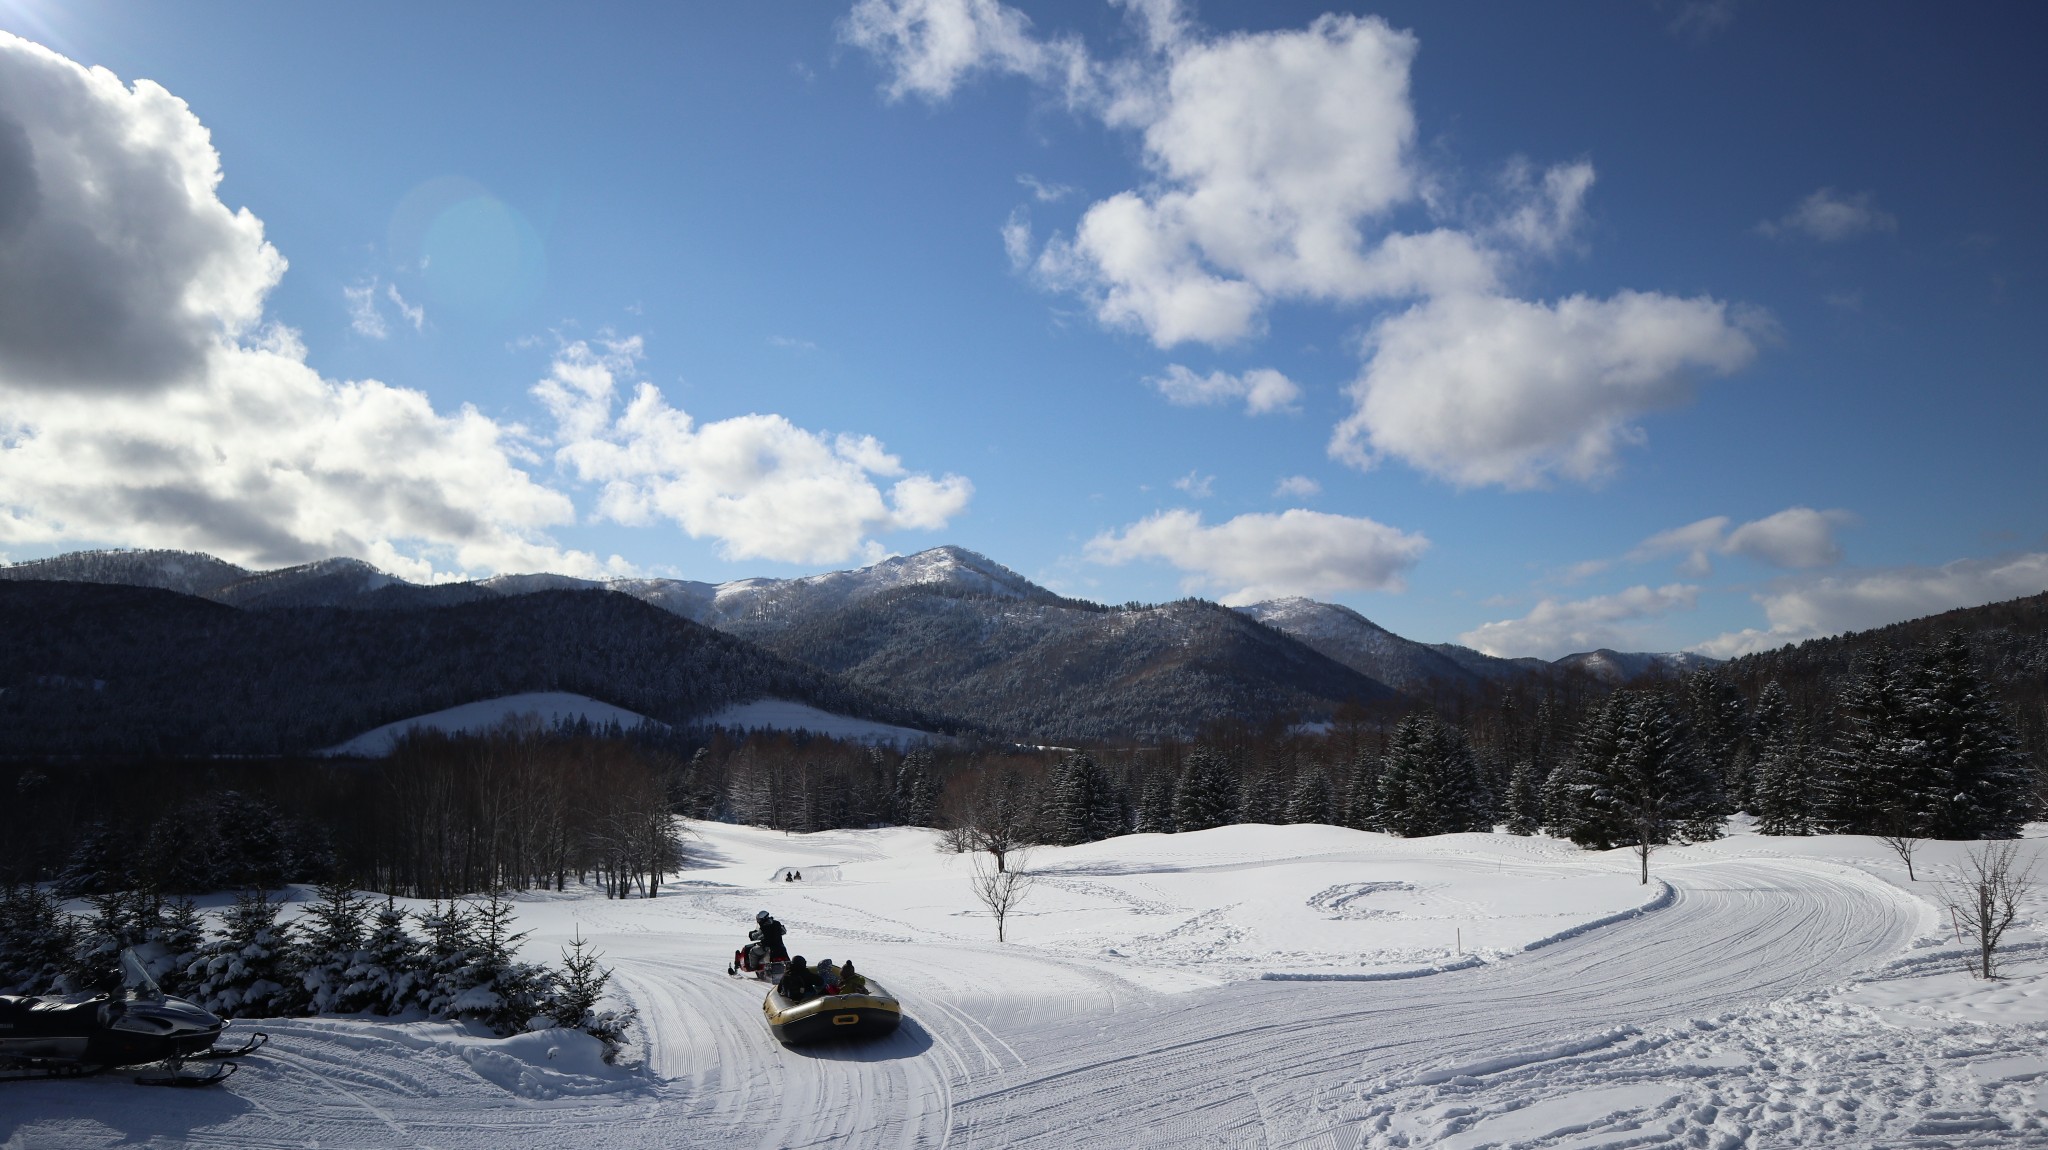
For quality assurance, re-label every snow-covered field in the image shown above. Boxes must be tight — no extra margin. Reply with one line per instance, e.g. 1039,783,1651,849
696,698,943,745
6,822,2046,1148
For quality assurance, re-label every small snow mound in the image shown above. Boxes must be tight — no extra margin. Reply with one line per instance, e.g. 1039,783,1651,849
769,865,841,882
459,1028,639,1099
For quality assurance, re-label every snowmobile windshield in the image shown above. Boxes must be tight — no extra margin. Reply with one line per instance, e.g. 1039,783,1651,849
121,947,165,1001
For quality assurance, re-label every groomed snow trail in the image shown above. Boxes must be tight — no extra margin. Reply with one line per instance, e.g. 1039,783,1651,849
0,847,1927,1148
944,860,1919,1147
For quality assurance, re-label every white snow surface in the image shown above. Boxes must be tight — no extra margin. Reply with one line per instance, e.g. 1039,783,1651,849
322,692,662,756
9,822,2048,1148
697,698,943,745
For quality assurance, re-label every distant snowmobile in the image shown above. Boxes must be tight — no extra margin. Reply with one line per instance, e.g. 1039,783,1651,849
0,950,265,1086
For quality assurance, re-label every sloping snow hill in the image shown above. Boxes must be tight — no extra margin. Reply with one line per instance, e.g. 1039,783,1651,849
697,698,944,745
324,691,664,756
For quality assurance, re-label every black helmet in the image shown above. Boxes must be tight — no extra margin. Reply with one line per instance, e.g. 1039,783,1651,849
756,910,770,921
791,955,806,967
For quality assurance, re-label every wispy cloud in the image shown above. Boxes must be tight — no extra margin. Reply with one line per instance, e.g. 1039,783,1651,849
1086,507,1429,605
1758,188,1897,242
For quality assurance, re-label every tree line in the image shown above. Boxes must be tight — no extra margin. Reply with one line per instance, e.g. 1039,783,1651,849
0,881,632,1056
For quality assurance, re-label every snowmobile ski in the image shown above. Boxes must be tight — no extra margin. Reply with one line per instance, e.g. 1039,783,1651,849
132,1060,238,1087
188,1032,267,1060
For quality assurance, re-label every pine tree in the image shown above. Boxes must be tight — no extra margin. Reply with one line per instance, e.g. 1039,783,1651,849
1284,770,1334,825
1827,647,1922,835
1503,759,1543,836
1735,681,1791,814
418,899,478,1019
1046,753,1123,844
1755,717,1821,836
148,897,207,999
77,889,158,994
1236,771,1283,825
1340,747,1380,831
1911,631,2033,839
0,884,79,995
298,878,374,1014
1551,692,1721,882
1685,668,1746,806
548,931,636,1059
1133,773,1175,834
191,890,302,1018
360,896,426,1015
894,748,938,828
439,893,553,1034
1171,749,1237,833
57,822,128,896
1375,715,1492,837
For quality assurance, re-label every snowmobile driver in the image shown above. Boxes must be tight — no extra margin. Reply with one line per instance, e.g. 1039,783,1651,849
755,910,789,962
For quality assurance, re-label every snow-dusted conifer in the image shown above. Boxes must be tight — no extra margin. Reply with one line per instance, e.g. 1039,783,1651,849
1285,770,1334,825
1755,718,1821,836
1735,681,1790,814
1503,760,1543,836
191,890,302,1018
1341,748,1380,831
1685,668,1746,807
439,893,553,1034
1133,773,1175,834
148,897,206,999
1910,631,2031,840
298,878,375,1014
894,748,938,828
1171,749,1236,833
1236,771,1283,825
1554,692,1720,881
0,884,78,995
1375,715,1491,837
548,931,636,1060
1047,753,1123,844
360,896,426,1014
57,822,127,896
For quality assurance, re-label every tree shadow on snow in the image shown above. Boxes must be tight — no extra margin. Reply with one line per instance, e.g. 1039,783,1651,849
783,1016,936,1063
0,1073,255,1143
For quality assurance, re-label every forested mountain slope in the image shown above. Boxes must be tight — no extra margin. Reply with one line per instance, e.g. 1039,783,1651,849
721,585,1400,743
0,582,938,756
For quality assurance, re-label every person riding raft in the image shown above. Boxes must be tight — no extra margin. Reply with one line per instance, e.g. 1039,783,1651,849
776,956,822,1002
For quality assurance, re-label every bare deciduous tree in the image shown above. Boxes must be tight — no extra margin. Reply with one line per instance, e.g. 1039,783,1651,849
969,846,1036,942
942,769,1032,873
1944,840,2035,979
1877,829,1924,882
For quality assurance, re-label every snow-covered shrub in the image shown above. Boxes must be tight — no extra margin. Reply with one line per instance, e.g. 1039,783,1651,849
547,931,635,1062
190,889,302,1017
297,878,376,1014
0,884,77,995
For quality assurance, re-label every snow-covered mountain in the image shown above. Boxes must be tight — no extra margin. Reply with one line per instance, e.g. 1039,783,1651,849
1551,648,1720,685
1234,598,1513,693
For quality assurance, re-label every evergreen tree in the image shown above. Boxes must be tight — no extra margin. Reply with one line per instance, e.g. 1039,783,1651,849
1236,771,1283,825
57,822,128,896
1375,715,1492,837
1340,747,1381,831
1503,759,1543,836
77,889,158,994
1551,692,1721,881
298,878,375,1014
1911,631,2033,839
1171,749,1236,833
894,748,938,828
0,884,78,995
148,897,207,999
1284,770,1334,825
547,931,635,1059
1827,647,1923,835
1133,773,1175,834
417,900,478,1019
443,893,554,1034
1046,753,1124,844
1755,717,1821,836
1549,696,1629,846
210,791,294,890
1686,668,1747,808
191,890,302,1018
359,896,426,1015
1736,682,1791,814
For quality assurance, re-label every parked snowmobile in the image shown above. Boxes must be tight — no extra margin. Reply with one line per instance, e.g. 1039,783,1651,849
0,950,265,1086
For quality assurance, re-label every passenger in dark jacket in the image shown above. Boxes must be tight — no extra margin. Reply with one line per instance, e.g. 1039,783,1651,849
756,911,789,962
776,956,822,1002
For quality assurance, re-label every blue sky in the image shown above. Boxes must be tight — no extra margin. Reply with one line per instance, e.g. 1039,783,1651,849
0,1,2042,658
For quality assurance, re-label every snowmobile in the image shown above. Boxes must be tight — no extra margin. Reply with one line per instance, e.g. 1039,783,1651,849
727,929,787,984
762,975,901,1046
0,950,265,1086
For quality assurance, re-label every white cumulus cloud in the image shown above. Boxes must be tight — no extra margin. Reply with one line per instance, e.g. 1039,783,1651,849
1274,474,1320,499
1331,291,1760,488
847,4,1764,490
1148,364,1301,415
535,340,973,565
1459,584,1701,660
1693,553,2048,658
0,34,967,581
1758,188,1897,243
1627,506,1852,576
1084,507,1428,605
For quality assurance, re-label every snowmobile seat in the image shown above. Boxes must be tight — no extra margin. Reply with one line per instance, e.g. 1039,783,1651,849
0,995,108,1036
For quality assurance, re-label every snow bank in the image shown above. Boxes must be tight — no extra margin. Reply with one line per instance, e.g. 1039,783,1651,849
695,697,941,745
323,691,662,756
